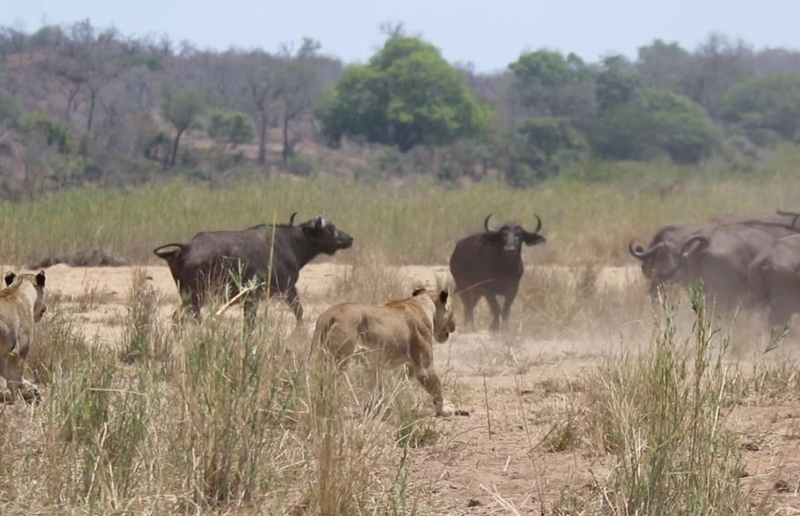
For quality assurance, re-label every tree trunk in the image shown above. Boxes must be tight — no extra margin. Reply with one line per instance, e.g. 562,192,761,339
87,90,98,133
258,109,268,165
282,112,290,163
65,84,81,121
169,128,185,168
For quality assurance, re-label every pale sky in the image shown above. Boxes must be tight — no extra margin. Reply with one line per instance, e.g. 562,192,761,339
8,0,800,72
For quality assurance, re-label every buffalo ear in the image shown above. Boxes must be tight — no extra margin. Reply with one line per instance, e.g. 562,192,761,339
36,270,46,287
4,272,16,286
523,232,546,246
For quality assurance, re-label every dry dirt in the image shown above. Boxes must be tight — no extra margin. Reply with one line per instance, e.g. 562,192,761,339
11,262,800,514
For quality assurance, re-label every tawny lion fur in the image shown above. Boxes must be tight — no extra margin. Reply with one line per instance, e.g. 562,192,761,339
0,271,47,403
312,287,456,416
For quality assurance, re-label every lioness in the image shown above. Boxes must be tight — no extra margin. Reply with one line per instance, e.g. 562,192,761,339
0,271,47,403
313,287,456,416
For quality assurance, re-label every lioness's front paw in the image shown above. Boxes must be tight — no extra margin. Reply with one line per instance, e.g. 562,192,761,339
434,403,454,417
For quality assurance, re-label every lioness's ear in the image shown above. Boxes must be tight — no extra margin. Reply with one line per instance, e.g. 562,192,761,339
412,287,426,297
439,289,449,304
4,272,16,286
36,270,46,287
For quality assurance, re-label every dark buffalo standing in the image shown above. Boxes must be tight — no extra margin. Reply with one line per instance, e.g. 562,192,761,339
449,214,546,332
153,213,353,325
748,234,800,327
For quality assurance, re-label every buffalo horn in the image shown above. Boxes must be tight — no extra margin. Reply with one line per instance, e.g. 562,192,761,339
532,214,542,234
680,236,708,258
628,239,664,260
484,214,495,232
288,212,297,226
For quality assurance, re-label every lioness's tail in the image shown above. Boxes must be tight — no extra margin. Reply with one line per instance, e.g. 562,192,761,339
309,312,333,359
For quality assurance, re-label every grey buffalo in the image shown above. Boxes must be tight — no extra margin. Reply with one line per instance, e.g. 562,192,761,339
449,214,546,332
153,213,353,326
629,211,800,297
748,234,800,327
629,223,705,296
677,224,795,312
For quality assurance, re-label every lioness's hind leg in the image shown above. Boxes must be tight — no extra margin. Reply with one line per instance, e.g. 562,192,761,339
2,354,38,404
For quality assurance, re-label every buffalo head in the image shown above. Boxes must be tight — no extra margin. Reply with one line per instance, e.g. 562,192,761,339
481,213,545,255
628,239,680,280
299,214,354,254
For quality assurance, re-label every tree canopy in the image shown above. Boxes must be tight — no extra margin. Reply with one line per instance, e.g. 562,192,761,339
318,35,492,152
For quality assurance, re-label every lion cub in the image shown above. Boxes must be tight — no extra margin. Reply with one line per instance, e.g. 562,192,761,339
0,270,47,403
313,287,456,416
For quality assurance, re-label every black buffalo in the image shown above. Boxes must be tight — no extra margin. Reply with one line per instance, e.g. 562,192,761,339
449,214,546,332
153,213,353,325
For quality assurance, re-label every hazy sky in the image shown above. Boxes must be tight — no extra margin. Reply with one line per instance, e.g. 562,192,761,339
8,0,799,72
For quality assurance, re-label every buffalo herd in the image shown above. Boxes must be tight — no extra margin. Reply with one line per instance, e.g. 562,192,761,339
629,210,800,327
151,208,800,333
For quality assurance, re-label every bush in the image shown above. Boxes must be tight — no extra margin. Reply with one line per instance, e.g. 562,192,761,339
21,111,76,154
589,89,720,165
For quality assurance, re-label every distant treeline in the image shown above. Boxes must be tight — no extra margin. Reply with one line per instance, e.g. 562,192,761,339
1,20,799,197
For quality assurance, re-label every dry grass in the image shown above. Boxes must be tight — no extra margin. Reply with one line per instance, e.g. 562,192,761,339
3,149,800,513
0,145,798,268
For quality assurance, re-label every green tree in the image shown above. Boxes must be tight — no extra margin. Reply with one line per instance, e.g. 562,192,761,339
636,39,692,90
21,111,76,154
318,35,492,152
0,89,22,129
595,55,643,113
161,88,205,167
207,110,255,149
508,50,595,125
506,116,588,187
589,89,720,164
719,73,800,141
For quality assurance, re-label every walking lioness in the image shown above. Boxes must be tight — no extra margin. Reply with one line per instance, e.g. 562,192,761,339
313,287,456,416
0,270,47,403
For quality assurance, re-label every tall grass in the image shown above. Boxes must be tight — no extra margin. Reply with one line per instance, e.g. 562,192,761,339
1,286,445,514
583,285,749,515
1,146,800,267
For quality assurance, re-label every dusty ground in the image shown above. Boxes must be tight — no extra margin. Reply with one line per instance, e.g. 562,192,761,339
11,263,800,514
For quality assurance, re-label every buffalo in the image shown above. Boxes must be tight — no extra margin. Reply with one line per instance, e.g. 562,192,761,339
676,224,795,312
153,212,354,326
449,214,546,332
629,223,704,296
629,211,800,297
748,234,800,327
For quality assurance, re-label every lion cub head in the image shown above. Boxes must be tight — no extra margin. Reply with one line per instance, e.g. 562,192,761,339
412,287,455,343
4,271,47,321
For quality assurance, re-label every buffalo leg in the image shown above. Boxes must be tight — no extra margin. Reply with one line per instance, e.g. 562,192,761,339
286,285,304,326
459,290,479,330
501,286,518,326
243,295,260,331
485,294,503,332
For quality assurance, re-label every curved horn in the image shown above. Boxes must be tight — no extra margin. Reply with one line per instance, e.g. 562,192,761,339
484,214,494,232
288,212,297,226
680,235,709,258
532,214,542,234
628,239,665,260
